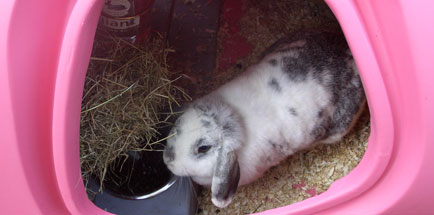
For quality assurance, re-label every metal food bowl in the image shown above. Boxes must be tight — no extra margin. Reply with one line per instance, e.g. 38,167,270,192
88,174,198,215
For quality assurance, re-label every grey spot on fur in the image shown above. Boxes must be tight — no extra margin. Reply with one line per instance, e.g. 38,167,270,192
266,156,272,163
269,140,289,156
194,101,221,127
212,149,240,203
174,117,182,129
269,59,278,66
311,115,332,141
262,32,355,87
268,78,282,92
164,145,175,163
327,61,365,137
193,98,243,143
193,103,211,113
195,138,205,146
261,31,365,143
211,113,219,124
223,122,236,136
269,140,277,149
283,141,290,148
175,128,182,135
317,109,325,118
201,119,211,127
282,56,309,82
329,95,364,135
289,107,298,116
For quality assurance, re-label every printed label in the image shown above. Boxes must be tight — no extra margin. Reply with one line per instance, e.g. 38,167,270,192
100,15,140,30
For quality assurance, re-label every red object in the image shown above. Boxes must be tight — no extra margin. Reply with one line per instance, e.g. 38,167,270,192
218,0,253,70
305,188,317,197
292,182,306,189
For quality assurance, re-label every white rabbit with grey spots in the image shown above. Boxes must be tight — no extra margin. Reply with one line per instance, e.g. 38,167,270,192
163,31,365,208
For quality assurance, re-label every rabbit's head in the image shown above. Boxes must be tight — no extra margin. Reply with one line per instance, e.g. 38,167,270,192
163,97,244,208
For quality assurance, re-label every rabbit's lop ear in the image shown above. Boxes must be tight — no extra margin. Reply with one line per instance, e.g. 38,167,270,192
211,147,240,208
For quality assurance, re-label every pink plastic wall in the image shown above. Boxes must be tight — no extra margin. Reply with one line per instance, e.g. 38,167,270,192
0,0,433,214
0,0,110,214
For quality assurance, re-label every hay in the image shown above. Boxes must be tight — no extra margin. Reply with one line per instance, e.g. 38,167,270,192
80,34,190,190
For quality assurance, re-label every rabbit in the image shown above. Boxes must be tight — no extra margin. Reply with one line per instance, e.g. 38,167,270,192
163,31,366,208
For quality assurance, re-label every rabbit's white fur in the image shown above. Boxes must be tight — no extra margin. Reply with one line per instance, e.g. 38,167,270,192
163,32,365,208
221,63,331,183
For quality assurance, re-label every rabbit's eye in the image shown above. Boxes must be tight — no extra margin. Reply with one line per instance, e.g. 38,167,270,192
198,145,211,154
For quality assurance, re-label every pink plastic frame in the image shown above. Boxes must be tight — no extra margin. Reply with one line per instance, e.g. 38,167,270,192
1,0,433,214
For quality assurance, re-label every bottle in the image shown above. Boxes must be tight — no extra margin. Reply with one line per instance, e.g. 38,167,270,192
99,0,155,43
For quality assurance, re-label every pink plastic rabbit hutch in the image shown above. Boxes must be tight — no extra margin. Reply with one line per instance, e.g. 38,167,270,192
1,0,434,214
